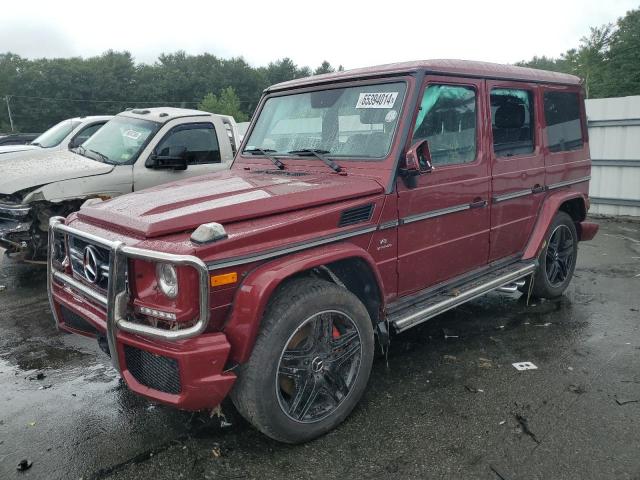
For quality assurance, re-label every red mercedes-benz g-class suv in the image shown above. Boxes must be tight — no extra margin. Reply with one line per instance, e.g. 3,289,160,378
48,60,598,443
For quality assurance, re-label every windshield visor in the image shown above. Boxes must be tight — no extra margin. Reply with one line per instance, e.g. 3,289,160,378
245,81,407,159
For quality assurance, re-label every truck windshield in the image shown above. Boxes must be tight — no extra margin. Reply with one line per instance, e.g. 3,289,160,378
31,119,81,148
81,116,160,164
245,81,407,159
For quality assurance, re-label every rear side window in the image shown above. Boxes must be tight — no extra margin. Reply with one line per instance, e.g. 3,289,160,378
490,89,534,157
413,84,477,166
543,92,583,152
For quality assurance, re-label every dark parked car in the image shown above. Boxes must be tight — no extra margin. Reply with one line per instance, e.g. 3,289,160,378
0,133,40,146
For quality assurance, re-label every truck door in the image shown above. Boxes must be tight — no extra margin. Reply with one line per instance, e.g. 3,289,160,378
133,119,230,191
486,81,546,262
396,76,491,296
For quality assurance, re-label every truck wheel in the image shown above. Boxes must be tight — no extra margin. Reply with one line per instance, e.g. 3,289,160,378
525,211,578,299
230,277,374,443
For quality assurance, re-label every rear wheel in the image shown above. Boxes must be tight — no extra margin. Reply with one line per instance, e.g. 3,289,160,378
524,211,578,299
230,278,374,443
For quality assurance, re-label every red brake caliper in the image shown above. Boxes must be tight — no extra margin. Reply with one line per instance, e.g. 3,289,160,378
332,326,341,339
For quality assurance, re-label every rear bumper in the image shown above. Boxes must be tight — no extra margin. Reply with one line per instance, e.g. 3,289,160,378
578,221,599,241
48,217,236,411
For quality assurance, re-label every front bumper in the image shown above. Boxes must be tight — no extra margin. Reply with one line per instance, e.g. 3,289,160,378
0,202,32,251
47,217,236,410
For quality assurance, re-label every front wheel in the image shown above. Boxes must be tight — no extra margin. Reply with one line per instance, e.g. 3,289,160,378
524,211,578,299
230,278,375,443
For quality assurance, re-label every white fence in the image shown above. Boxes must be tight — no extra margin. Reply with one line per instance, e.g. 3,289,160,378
586,96,640,217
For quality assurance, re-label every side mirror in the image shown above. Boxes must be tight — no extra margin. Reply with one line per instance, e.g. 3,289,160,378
400,139,433,188
68,137,83,149
149,145,188,170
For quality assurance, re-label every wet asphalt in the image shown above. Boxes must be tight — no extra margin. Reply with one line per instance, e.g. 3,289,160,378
1,217,639,480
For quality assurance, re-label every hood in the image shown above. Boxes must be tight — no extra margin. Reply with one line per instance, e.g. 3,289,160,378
0,144,40,155
0,149,114,195
79,170,384,238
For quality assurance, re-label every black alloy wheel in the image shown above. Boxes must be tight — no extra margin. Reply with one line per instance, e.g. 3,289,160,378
522,211,579,299
276,310,362,423
230,278,374,443
545,224,575,286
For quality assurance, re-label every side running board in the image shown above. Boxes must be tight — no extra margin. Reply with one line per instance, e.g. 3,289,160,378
390,262,537,333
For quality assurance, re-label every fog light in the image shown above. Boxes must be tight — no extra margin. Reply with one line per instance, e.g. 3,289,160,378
156,263,178,299
138,306,177,321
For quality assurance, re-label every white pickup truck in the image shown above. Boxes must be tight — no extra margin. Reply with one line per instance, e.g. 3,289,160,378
0,116,112,156
0,107,240,260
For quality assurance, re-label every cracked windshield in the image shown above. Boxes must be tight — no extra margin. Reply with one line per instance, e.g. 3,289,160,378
79,116,159,164
245,82,407,159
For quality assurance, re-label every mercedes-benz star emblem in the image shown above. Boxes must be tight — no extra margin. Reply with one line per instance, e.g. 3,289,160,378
82,245,100,284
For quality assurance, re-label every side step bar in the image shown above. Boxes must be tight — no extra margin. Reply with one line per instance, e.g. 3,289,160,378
497,279,526,293
390,262,536,333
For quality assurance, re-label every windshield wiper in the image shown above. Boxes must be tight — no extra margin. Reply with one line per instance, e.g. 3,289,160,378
30,142,42,147
87,148,110,163
244,147,285,170
73,145,110,163
288,149,342,173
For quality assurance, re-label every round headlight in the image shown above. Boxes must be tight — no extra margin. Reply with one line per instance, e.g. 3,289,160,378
156,263,178,299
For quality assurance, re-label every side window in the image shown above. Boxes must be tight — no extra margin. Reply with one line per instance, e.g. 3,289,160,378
543,92,583,152
74,122,104,146
490,89,534,157
413,84,476,166
156,123,221,165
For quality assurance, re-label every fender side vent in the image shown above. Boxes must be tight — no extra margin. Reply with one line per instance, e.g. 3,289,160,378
339,204,374,227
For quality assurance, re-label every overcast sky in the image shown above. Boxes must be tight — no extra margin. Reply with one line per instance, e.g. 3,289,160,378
1,0,637,69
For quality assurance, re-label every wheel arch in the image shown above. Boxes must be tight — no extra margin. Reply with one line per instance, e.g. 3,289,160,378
223,242,385,364
522,191,588,260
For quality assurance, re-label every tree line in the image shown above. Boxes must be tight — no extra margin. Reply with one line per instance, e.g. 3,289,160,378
0,53,340,132
516,7,640,99
1,7,638,132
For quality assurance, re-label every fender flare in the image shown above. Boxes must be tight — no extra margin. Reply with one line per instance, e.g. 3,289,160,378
223,241,384,364
522,190,587,260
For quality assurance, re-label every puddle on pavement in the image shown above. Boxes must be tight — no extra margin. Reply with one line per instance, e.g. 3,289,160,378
1,339,91,371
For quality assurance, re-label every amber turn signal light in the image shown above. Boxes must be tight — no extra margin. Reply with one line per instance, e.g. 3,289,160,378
210,272,238,287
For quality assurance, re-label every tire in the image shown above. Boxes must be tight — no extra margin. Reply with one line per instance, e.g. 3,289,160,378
230,277,375,444
522,211,578,299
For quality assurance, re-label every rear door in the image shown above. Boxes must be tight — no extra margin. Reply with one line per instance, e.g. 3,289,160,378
133,119,228,191
487,81,546,262
396,76,491,296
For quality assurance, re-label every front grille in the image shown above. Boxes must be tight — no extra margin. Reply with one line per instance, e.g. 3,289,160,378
59,305,97,334
68,236,110,291
338,204,374,227
124,345,181,394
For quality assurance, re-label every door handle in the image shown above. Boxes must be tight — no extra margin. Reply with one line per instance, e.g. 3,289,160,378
532,184,545,194
469,198,487,209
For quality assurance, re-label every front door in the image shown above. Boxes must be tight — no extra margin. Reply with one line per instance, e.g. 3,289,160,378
133,121,226,191
396,76,491,296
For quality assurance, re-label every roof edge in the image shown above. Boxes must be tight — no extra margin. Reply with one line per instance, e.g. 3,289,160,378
266,59,582,93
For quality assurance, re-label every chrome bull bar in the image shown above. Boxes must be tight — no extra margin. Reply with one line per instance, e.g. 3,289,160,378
47,216,210,372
